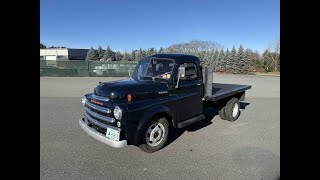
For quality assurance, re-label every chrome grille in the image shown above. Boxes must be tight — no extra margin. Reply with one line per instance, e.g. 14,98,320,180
85,100,111,114
84,107,115,123
83,96,116,128
92,94,110,101
84,114,120,131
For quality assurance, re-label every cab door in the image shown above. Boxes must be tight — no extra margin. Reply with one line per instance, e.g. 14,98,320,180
172,62,203,122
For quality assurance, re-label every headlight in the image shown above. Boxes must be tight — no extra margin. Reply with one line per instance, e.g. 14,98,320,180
113,106,122,120
81,97,87,105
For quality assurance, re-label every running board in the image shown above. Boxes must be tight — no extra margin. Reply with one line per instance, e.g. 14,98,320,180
177,114,206,128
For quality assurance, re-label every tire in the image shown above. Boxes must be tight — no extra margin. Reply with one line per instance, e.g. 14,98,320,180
219,107,227,120
224,98,240,121
139,117,169,153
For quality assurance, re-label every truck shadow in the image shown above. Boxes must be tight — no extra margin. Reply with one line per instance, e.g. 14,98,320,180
165,102,251,147
186,107,217,132
166,107,216,146
240,102,250,109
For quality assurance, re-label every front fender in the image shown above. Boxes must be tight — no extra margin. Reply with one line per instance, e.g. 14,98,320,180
128,105,174,145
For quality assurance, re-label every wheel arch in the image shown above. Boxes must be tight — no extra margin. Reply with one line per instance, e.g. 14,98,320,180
213,92,244,110
131,105,175,145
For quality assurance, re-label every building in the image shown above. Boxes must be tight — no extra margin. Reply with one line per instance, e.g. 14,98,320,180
40,48,89,61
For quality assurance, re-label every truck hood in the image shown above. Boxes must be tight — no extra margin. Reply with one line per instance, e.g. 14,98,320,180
94,79,169,100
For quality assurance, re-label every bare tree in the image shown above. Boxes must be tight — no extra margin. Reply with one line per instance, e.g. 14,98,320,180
165,40,222,54
165,40,222,67
269,37,280,72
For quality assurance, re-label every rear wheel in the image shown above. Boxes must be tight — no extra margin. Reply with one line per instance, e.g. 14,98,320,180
224,98,240,121
218,107,227,120
139,117,169,153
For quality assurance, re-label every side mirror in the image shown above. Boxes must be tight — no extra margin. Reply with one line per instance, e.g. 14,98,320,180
178,67,186,77
175,67,185,88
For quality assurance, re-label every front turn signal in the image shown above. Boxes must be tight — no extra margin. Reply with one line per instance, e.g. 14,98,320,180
127,94,132,102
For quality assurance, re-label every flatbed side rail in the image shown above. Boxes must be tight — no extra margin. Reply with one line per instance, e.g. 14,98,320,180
204,85,251,102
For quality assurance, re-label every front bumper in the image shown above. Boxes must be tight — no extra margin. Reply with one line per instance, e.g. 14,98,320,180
79,118,127,148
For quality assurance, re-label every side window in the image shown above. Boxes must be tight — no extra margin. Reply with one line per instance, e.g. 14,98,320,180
179,63,198,80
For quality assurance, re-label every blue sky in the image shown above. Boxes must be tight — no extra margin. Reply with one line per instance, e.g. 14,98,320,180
40,0,279,53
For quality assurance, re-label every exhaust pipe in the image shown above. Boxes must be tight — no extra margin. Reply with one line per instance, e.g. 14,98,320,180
203,66,213,97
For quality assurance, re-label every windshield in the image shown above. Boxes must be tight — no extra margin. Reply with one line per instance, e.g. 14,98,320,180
132,58,175,82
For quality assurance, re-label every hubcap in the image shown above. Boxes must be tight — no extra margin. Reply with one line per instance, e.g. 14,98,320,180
146,122,165,147
232,103,239,117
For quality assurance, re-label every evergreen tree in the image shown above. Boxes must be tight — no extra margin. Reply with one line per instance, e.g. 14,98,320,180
158,47,164,53
132,50,140,61
244,49,255,74
206,51,215,67
86,46,98,61
97,45,104,59
209,51,214,70
122,51,128,61
40,43,46,49
222,48,230,73
139,48,146,58
131,50,136,61
211,50,219,71
197,51,206,63
236,45,245,74
127,52,133,61
227,46,237,73
148,48,155,55
115,51,123,61
136,50,140,61
103,45,115,61
138,48,143,59
212,50,220,72
227,46,236,73
217,49,225,72
146,48,150,56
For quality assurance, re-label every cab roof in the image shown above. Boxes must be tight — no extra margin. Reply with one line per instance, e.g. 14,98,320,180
145,54,200,64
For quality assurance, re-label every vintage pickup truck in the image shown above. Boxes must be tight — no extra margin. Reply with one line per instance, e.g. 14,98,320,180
79,54,251,153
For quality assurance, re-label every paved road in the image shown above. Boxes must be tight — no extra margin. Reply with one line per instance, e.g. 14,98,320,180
40,74,280,180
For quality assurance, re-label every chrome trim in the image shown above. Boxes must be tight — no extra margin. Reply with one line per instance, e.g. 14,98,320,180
92,94,109,102
85,107,115,123
84,113,120,131
81,97,87,105
79,119,127,148
85,100,111,114
158,91,168,94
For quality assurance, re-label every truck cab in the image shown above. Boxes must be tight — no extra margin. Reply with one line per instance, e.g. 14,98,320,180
79,54,251,153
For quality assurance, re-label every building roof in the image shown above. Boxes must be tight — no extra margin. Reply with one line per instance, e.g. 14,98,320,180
145,54,200,64
40,48,89,50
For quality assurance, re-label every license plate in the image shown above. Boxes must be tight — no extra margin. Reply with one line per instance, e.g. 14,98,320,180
106,128,120,141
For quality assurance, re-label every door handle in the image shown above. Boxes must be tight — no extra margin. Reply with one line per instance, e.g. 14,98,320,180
197,83,201,86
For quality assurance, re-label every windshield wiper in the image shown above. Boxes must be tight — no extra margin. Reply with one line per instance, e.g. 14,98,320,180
138,76,153,81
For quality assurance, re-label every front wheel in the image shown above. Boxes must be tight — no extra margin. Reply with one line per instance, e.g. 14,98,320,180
139,117,169,153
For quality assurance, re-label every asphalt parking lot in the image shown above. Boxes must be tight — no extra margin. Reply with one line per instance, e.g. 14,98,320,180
40,74,280,180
